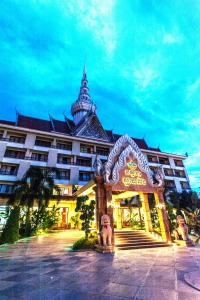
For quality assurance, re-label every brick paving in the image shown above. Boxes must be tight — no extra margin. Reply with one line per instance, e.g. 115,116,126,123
0,230,200,300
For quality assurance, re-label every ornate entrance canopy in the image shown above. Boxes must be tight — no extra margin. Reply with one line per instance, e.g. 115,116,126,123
94,134,164,192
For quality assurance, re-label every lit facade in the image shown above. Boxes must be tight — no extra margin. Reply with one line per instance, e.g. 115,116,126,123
0,67,191,227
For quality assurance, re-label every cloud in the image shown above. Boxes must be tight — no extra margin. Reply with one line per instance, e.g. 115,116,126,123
0,0,200,187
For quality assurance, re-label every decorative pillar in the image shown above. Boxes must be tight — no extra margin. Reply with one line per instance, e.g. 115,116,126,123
104,183,115,245
94,176,107,231
140,193,153,232
154,191,171,242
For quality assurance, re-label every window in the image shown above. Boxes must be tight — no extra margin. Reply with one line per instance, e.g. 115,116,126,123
35,139,51,147
79,172,93,181
96,147,109,156
159,157,170,165
164,169,174,176
147,155,158,163
31,152,48,162
174,170,186,178
9,135,25,144
5,149,25,159
76,157,91,167
181,182,190,189
56,141,72,151
0,164,18,175
164,180,176,188
57,155,72,164
0,185,13,193
174,160,184,167
80,144,94,153
57,169,70,180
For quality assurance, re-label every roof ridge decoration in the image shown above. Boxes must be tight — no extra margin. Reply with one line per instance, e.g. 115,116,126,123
74,113,109,141
103,134,164,187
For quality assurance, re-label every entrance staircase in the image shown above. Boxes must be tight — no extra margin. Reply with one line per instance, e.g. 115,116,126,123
115,230,171,250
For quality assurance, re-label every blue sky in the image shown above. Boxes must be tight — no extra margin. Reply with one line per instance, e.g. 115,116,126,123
0,0,200,189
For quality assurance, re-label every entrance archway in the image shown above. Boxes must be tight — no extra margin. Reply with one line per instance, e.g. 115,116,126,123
75,134,171,249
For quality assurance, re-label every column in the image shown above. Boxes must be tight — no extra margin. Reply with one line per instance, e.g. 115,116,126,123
154,191,171,242
94,176,107,231
141,193,153,232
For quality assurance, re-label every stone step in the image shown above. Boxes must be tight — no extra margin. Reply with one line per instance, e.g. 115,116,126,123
114,230,170,250
116,243,170,250
115,241,166,247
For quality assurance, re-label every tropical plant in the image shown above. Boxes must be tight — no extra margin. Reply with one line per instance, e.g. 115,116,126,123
150,208,161,232
31,205,61,234
0,206,20,244
8,167,61,237
75,196,95,238
70,213,80,229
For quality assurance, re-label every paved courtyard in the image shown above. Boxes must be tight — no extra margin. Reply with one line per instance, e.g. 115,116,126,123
0,230,200,300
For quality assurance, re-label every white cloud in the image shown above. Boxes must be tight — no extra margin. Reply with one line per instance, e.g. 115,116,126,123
186,78,200,100
163,33,181,44
133,66,158,89
190,118,200,126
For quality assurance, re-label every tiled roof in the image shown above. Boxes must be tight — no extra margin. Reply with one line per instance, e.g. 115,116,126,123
0,114,162,152
0,120,15,126
17,115,52,132
52,119,71,134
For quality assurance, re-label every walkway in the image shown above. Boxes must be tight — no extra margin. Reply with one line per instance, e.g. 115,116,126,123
0,230,200,299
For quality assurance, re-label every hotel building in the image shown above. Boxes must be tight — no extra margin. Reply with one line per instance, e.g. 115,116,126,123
0,67,190,227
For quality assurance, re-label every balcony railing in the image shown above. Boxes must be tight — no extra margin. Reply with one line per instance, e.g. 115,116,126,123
55,175,70,180
57,160,91,167
0,170,18,175
54,144,72,151
0,137,25,144
25,156,48,162
4,153,25,159
80,148,109,156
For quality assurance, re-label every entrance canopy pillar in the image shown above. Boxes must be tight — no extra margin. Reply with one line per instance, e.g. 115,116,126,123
140,193,153,232
154,191,171,242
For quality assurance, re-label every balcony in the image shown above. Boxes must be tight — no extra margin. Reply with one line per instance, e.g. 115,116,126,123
174,172,186,178
25,155,48,162
158,158,170,165
4,152,26,159
0,137,25,144
174,160,184,167
35,139,51,148
147,155,158,163
54,142,72,151
0,169,18,176
79,172,94,181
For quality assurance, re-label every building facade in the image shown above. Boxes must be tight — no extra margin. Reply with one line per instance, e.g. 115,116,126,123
0,67,190,227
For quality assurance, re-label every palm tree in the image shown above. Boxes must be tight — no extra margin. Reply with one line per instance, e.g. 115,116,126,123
8,167,61,236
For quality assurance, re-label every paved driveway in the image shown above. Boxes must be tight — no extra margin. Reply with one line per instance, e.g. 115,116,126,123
0,230,200,300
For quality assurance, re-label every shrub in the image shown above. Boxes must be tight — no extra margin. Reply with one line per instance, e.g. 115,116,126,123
75,196,95,238
0,206,20,244
72,233,98,250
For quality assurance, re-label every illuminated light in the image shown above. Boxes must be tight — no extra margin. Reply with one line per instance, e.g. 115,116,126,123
122,177,146,186
156,203,165,209
122,161,147,187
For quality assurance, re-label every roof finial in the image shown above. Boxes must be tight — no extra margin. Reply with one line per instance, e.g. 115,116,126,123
71,65,96,124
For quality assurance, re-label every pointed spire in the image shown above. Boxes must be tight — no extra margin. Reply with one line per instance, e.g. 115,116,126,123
78,64,91,103
71,65,96,124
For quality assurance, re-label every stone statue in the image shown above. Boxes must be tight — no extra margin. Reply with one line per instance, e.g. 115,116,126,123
93,155,103,176
99,214,112,247
173,215,191,241
153,166,164,187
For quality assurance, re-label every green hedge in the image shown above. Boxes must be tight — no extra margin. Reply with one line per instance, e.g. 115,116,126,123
72,233,98,250
1,206,20,244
